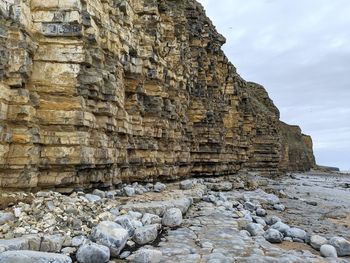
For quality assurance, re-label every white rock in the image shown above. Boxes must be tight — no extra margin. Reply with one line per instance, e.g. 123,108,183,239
320,244,338,258
133,225,158,245
76,242,110,263
162,208,183,227
256,208,267,217
92,189,106,199
91,221,128,256
40,234,64,252
115,215,135,237
329,237,350,256
310,235,328,250
265,216,281,226
273,204,285,211
128,211,143,220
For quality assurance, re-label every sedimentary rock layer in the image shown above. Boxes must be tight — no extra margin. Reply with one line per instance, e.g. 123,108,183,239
0,0,315,190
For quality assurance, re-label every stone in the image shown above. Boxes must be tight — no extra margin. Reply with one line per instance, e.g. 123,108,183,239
0,250,72,263
40,234,64,252
180,180,193,190
91,221,128,256
123,187,135,197
264,229,284,243
329,237,350,256
71,236,87,247
133,225,158,245
244,202,256,212
0,212,15,225
270,221,290,235
133,249,163,263
115,215,135,237
153,182,166,192
85,194,101,203
162,208,183,227
0,235,41,251
128,211,143,220
265,216,281,225
141,213,162,225
76,242,110,263
246,223,265,236
310,235,328,250
320,244,338,258
286,228,307,242
273,204,286,211
92,189,106,199
119,250,131,259
255,208,267,217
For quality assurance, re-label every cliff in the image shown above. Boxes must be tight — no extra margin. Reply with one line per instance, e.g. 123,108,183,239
0,0,315,190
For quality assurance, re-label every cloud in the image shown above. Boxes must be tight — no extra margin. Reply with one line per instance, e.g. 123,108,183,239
198,0,350,170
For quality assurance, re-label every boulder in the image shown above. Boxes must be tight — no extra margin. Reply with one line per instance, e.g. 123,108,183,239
286,228,307,242
40,234,64,252
133,225,158,245
265,216,281,225
320,244,338,258
180,180,193,190
141,213,161,225
162,208,183,227
329,237,350,256
91,221,128,256
0,235,41,251
0,212,15,225
85,194,101,203
0,250,72,263
270,221,290,235
115,215,135,237
310,235,327,250
153,182,166,192
123,187,135,197
264,229,283,243
256,208,267,217
246,223,265,236
76,242,110,263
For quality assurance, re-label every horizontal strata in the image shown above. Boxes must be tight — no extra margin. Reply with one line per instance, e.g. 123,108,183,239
0,0,315,190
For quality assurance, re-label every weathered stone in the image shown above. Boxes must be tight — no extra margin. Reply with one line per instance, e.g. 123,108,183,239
264,229,283,243
246,223,265,236
91,221,128,256
329,237,350,256
320,244,338,258
133,225,158,245
180,180,193,190
162,208,183,227
286,228,307,242
310,235,328,250
141,213,161,225
115,215,135,237
76,242,110,263
40,234,64,252
270,221,290,235
0,212,15,225
0,250,72,263
153,182,166,192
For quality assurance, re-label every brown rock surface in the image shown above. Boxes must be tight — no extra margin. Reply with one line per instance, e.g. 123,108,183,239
0,0,315,190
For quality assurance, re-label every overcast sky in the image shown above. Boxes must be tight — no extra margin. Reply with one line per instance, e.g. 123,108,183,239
198,0,350,171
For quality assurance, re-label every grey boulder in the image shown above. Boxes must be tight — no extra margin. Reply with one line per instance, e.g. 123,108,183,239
0,250,72,263
329,237,350,256
286,228,307,241
76,242,110,263
310,235,328,250
246,223,265,236
270,221,290,235
180,180,193,190
0,212,15,225
91,221,129,256
162,208,182,227
115,215,135,237
133,225,158,245
264,229,284,243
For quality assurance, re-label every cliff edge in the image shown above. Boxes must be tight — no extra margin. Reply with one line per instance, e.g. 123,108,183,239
0,0,315,190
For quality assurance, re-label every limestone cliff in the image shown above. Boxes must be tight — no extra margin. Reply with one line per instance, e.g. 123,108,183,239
0,0,315,190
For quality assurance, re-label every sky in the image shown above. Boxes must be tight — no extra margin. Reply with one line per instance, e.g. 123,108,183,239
197,0,350,171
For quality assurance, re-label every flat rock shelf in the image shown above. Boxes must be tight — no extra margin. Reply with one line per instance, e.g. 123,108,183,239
0,172,349,262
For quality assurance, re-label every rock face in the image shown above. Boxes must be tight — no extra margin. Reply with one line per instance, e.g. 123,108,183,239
0,0,315,190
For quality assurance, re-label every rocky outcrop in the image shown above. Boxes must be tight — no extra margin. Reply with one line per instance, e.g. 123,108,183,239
0,0,315,190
